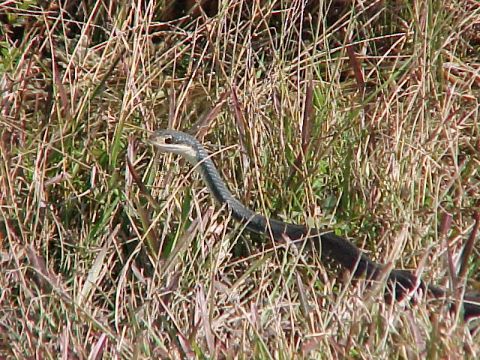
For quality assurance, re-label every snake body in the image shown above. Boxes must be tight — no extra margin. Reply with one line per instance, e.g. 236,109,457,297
149,129,480,319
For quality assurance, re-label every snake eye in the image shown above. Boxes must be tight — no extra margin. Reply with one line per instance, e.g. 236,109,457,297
164,136,173,144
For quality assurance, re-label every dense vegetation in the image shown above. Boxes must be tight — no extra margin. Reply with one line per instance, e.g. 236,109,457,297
1,0,479,358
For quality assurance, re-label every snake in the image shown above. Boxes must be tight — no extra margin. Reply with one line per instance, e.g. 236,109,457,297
148,129,480,320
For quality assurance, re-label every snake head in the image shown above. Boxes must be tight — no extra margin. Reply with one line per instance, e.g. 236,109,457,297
148,129,199,163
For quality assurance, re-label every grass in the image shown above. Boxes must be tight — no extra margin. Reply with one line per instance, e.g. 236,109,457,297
1,0,479,358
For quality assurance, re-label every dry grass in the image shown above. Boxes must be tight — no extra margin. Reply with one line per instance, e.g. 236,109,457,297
1,0,479,358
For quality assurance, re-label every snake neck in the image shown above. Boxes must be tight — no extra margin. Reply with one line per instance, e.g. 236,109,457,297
191,146,309,239
194,148,258,222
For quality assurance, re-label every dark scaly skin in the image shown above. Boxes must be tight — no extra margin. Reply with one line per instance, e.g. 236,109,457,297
149,129,480,320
